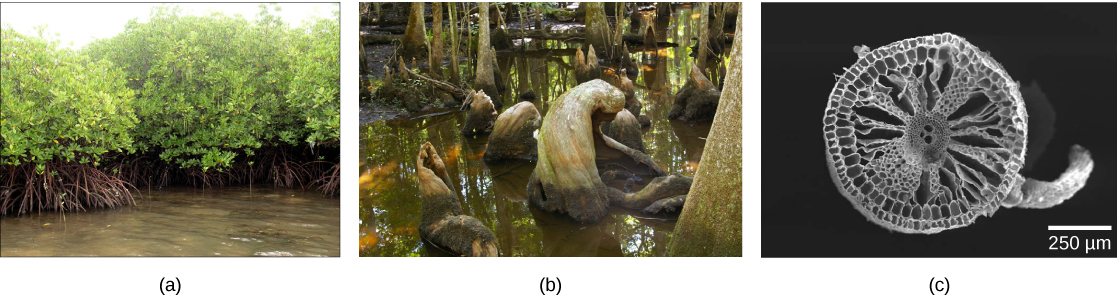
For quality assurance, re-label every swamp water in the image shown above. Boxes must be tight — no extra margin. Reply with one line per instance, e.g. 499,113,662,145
360,5,728,256
0,186,340,257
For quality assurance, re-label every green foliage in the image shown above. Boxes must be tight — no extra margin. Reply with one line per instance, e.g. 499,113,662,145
1,27,137,167
286,10,341,146
80,4,339,170
526,2,561,16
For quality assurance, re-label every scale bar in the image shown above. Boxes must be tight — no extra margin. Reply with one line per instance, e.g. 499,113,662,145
1048,225,1112,231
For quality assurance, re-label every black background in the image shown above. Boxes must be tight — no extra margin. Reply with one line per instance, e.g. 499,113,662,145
761,3,1117,257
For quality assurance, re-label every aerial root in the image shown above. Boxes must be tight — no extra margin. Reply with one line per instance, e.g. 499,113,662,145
1009,145,1094,209
308,162,340,196
0,161,136,215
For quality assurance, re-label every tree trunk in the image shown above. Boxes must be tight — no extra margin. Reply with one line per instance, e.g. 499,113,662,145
516,50,531,96
359,34,368,76
667,8,742,257
656,2,671,21
534,4,542,30
583,3,612,60
613,2,626,59
401,2,428,59
360,35,369,99
465,3,474,76
696,2,709,71
473,2,497,98
430,3,444,80
709,3,727,57
448,2,461,85
518,3,525,44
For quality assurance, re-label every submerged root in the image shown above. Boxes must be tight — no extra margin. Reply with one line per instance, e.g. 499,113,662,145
643,195,687,214
609,174,692,211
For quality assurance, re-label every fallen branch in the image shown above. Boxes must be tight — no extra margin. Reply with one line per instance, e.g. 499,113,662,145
397,57,470,100
361,34,402,45
361,28,680,48
501,28,679,47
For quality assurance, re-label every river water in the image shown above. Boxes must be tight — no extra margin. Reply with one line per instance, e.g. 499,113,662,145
0,186,340,257
360,5,730,256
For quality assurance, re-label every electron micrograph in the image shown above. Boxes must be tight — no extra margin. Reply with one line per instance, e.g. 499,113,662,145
762,3,1117,257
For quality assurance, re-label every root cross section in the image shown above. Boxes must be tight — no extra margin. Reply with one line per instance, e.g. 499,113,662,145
822,33,1028,234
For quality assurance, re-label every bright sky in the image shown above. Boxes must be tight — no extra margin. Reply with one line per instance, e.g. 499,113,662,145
1,3,337,49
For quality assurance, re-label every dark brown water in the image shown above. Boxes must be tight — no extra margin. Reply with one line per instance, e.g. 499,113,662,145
0,187,340,257
360,5,730,257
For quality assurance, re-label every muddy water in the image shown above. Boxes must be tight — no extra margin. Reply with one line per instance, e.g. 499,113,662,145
0,187,340,257
360,5,730,256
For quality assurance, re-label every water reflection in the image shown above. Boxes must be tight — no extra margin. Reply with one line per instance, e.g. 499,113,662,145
0,187,340,257
360,4,724,257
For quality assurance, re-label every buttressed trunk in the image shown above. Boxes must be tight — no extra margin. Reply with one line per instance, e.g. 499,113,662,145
528,80,665,222
474,2,498,102
583,2,612,60
401,2,428,59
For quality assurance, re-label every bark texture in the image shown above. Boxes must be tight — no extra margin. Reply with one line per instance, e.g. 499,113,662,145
667,10,743,257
